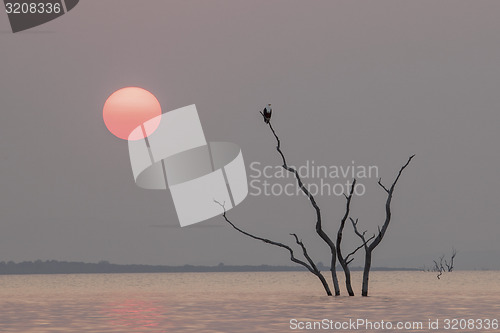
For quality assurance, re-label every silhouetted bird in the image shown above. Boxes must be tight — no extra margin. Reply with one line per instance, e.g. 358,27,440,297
263,104,272,123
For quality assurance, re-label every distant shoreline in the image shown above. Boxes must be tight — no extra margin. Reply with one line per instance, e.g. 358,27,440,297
0,260,423,275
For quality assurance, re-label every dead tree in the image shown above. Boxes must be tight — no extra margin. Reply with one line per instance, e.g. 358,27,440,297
351,155,415,296
433,255,445,279
431,248,457,279
445,248,457,272
215,110,414,296
215,201,333,296
261,112,341,296
336,179,375,296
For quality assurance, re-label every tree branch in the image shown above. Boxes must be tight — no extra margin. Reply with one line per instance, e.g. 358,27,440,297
350,217,368,250
368,154,415,252
262,116,340,295
290,233,320,273
337,179,356,262
446,248,457,272
378,178,390,193
214,200,315,273
345,234,375,264
336,179,357,295
214,200,332,295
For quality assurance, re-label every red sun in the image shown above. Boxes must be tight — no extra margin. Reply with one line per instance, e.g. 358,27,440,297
103,87,162,140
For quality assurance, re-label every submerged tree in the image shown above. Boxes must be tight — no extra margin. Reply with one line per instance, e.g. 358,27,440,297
217,109,414,296
445,248,457,272
433,255,446,279
430,248,457,279
351,155,415,296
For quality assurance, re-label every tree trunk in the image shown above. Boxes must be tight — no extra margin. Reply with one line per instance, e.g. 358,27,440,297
317,272,333,296
339,261,355,296
362,250,372,296
330,257,341,296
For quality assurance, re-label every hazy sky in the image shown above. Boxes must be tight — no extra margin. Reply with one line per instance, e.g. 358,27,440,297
1,1,499,269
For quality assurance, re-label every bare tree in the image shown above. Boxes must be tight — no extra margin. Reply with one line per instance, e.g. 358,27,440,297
444,248,457,272
215,111,414,296
431,248,457,279
215,200,333,296
351,155,415,296
260,112,341,295
433,254,445,279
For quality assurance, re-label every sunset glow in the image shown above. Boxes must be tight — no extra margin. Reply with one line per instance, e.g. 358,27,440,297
103,87,162,140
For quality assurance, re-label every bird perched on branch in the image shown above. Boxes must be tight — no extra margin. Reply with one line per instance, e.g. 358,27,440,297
262,104,272,123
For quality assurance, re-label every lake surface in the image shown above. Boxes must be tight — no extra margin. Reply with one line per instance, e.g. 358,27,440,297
0,271,499,332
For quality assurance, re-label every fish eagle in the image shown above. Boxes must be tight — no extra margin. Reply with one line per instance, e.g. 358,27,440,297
263,104,272,123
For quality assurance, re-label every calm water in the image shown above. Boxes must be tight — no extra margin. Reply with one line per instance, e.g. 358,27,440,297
0,271,499,332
